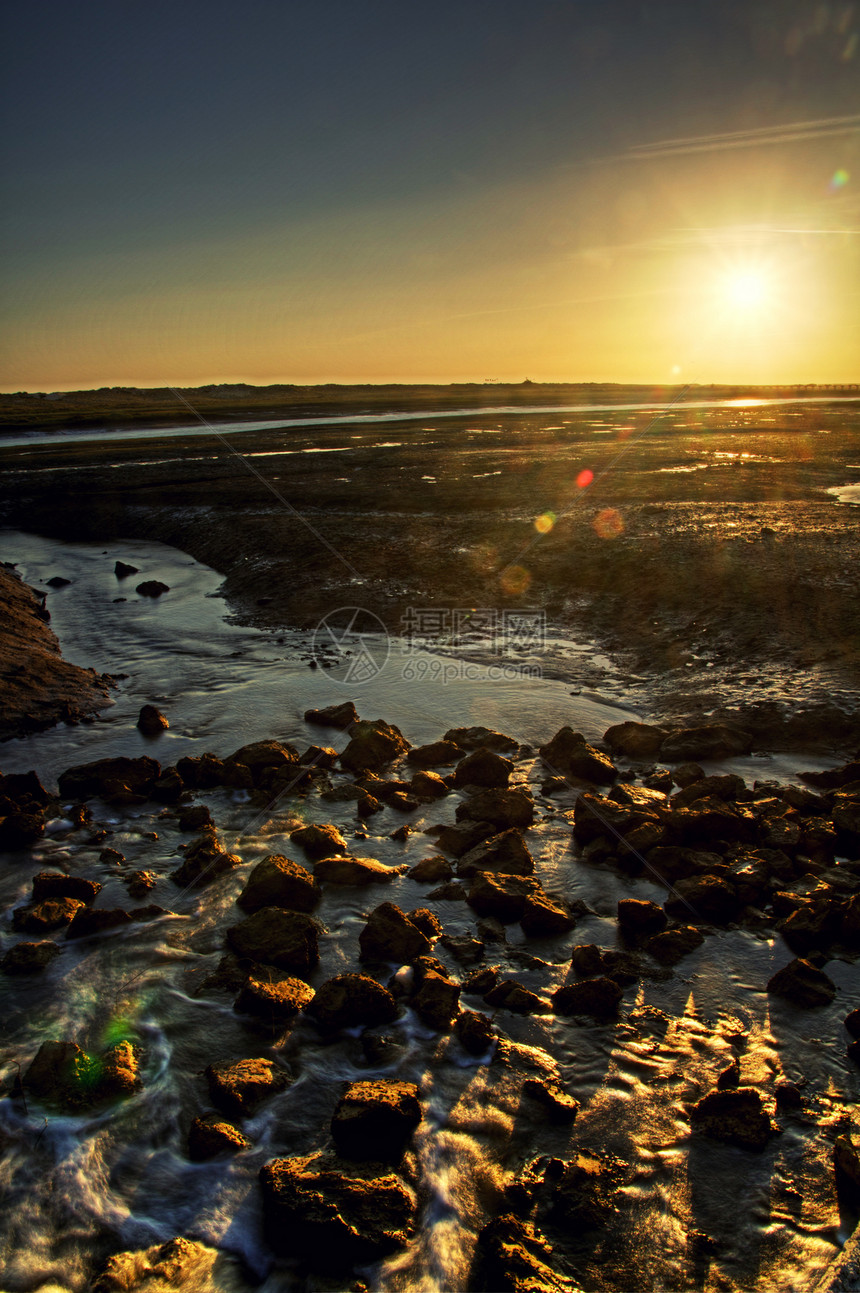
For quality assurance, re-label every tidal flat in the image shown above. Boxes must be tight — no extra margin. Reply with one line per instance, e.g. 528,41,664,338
0,390,858,1292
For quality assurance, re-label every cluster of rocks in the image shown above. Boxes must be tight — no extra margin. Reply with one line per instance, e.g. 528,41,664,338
4,704,858,1289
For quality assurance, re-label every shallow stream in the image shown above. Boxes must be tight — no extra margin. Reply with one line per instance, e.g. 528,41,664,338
0,532,857,1292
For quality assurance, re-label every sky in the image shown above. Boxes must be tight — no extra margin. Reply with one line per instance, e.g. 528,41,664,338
1,0,858,391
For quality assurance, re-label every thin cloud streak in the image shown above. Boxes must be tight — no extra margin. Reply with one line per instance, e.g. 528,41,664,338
625,113,860,159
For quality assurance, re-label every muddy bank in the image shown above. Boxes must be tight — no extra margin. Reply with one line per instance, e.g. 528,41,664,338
1,397,858,754
0,565,114,741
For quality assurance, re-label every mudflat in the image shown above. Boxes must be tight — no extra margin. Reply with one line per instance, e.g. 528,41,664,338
1,389,858,752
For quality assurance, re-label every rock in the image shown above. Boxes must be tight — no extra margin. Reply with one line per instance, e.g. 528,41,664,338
456,787,535,830
664,875,740,925
644,925,704,964
539,727,617,784
471,1213,580,1292
780,898,844,954
235,973,315,1023
520,893,578,937
135,580,170,597
359,902,431,963
455,1009,497,1054
522,1077,580,1122
411,960,460,1028
408,907,443,938
484,979,552,1015
226,907,320,971
458,828,535,877
845,1008,860,1039
441,934,485,964
93,1236,244,1291
671,773,748,808
834,1129,860,1192
0,811,46,851
126,869,156,898
716,1058,740,1089
31,871,101,904
300,744,338,770
339,720,410,773
66,907,133,939
467,872,541,922
617,898,668,939
642,846,724,884
669,798,756,847
259,1151,416,1267
444,725,517,752
427,881,468,901
452,748,513,788
175,753,232,789
409,770,449,799
315,855,405,885
571,791,659,847
304,701,359,729
767,957,836,1007
434,820,496,857
660,724,753,762
409,854,453,883
571,944,604,977
290,822,347,860
688,1087,776,1151
229,739,299,778
1,940,61,973
0,769,52,807
774,1081,804,1111
23,1039,139,1108
176,804,212,832
113,560,139,578
407,740,464,767
603,721,667,759
800,760,860,790
320,783,382,816
308,973,398,1031
552,976,623,1018
137,704,168,735
206,1057,289,1117
188,1114,251,1161
46,575,71,588
237,854,320,913
171,829,241,888
597,949,642,986
609,782,670,811
331,1079,421,1162
13,897,84,932
58,755,160,801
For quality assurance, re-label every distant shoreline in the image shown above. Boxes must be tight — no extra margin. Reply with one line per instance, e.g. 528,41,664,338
2,380,859,433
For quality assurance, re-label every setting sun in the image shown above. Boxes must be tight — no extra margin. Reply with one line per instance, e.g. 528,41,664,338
723,267,769,310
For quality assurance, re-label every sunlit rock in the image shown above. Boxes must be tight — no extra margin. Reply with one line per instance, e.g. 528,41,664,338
552,976,623,1018
188,1113,252,1161
237,853,320,912
1,939,61,973
206,1056,289,1117
458,827,535,877
456,787,535,830
358,901,431,963
290,821,346,859
314,854,405,885
688,1086,777,1151
331,1079,421,1162
539,727,617,784
234,973,315,1022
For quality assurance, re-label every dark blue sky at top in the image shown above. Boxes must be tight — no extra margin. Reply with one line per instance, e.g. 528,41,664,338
4,0,856,262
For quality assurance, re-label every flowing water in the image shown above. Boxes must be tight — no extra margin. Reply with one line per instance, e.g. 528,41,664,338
0,531,857,1292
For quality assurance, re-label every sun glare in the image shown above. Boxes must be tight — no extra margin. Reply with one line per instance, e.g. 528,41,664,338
722,267,769,311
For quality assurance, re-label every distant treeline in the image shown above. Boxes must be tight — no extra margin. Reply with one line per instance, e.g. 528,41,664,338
1,380,858,432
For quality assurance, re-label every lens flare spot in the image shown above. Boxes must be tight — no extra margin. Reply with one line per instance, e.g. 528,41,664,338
500,565,531,596
830,167,849,191
593,508,624,540
534,511,556,534
577,469,594,489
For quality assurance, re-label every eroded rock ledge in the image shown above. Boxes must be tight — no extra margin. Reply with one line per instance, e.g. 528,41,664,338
0,563,114,740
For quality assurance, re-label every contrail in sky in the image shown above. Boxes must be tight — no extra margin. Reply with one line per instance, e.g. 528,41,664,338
626,113,860,158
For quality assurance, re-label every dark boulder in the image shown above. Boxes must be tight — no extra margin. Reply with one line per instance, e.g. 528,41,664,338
0,811,45,851
307,973,398,1031
331,1079,421,1161
304,701,359,729
444,725,517,752
552,976,623,1018
237,854,320,913
411,960,460,1029
484,979,552,1015
522,1077,580,1122
234,973,315,1023
664,875,740,925
407,740,464,768
23,1039,140,1109
409,770,449,799
66,907,133,939
767,957,836,1007
660,724,753,762
458,828,535,877
471,1213,580,1292
137,704,168,735
339,720,410,773
229,740,299,779
188,1114,251,1161
466,872,541,923
617,898,667,939
114,560,139,578
452,748,513,788
206,1057,289,1117
1,940,61,973
359,902,431,963
171,829,241,888
259,1151,417,1268
135,580,170,597
603,721,667,759
13,897,84,932
226,908,320,971
177,804,212,832
58,755,160,801
687,1087,776,1151
644,925,704,965
32,872,101,904
434,820,495,857
455,1009,497,1055
290,822,346,860
520,893,578,937
409,854,453,883
456,787,535,830
539,728,617,784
